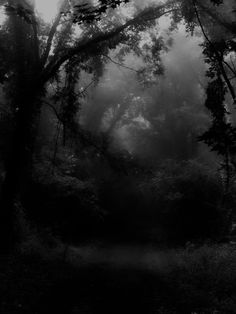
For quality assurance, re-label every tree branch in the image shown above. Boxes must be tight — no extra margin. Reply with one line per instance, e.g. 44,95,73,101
102,54,139,72
40,0,72,67
230,54,236,74
77,79,96,97
223,60,236,76
40,4,177,83
193,0,236,103
41,14,62,67
43,79,95,119
43,100,62,121
31,14,40,64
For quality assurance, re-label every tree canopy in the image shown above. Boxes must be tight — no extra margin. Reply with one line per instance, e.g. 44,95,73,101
0,0,235,250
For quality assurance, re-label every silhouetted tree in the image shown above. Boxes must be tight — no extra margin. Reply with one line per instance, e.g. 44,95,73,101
178,0,236,228
0,0,177,250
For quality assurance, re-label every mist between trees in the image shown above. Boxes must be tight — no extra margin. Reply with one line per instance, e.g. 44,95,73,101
0,0,236,313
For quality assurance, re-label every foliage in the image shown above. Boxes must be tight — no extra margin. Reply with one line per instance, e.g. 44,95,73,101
1,2,236,313
0,0,178,250
175,0,236,189
1,242,236,313
140,160,229,243
199,75,236,155
21,154,106,243
92,159,233,244
163,244,236,313
210,0,224,5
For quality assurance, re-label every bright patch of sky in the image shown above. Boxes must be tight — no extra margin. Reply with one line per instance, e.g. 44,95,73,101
0,6,6,25
35,0,61,22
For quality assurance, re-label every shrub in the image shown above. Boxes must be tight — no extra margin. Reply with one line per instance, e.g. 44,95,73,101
140,160,231,244
164,244,236,313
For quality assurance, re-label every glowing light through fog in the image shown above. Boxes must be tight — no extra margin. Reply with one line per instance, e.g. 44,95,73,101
35,0,61,22
0,7,6,25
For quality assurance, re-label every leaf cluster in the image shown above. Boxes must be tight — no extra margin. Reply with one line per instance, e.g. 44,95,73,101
199,73,236,158
70,0,130,24
4,3,34,24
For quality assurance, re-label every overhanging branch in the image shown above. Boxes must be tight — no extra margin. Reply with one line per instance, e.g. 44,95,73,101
40,3,177,83
102,54,139,72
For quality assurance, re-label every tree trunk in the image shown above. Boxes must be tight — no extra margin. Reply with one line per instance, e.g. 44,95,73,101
0,3,41,252
0,86,41,251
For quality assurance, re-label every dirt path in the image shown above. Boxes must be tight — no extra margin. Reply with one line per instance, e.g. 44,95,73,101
65,244,178,271
30,244,181,313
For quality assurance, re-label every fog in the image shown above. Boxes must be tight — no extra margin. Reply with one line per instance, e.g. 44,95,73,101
80,17,209,163
1,1,236,313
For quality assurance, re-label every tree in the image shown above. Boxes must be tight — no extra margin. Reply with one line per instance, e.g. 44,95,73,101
193,1,236,180
176,0,236,230
0,0,178,250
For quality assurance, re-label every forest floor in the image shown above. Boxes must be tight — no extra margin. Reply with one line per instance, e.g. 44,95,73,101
1,241,236,313
65,244,178,270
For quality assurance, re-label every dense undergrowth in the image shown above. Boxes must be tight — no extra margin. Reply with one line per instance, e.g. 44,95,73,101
22,153,235,245
1,149,236,313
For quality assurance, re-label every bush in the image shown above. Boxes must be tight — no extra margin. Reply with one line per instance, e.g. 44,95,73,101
140,160,230,244
22,161,105,243
97,159,234,244
163,244,236,313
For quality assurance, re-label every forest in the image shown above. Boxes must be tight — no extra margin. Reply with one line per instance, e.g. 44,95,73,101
0,0,236,313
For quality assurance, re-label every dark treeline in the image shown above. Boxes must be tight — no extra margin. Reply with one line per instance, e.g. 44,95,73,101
0,0,236,313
